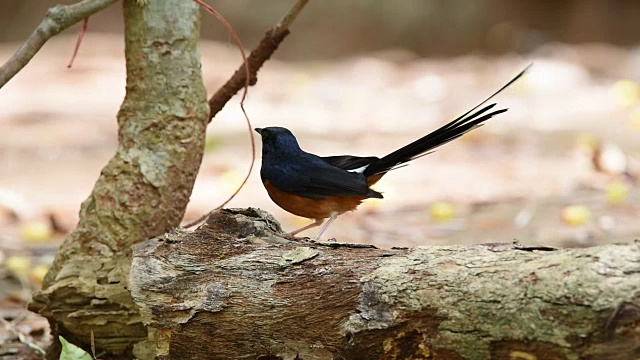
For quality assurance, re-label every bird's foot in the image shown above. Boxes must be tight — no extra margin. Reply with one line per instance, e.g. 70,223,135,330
309,237,337,244
274,231,309,242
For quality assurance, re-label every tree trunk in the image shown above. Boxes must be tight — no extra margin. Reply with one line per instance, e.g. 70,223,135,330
29,1,209,358
129,208,640,360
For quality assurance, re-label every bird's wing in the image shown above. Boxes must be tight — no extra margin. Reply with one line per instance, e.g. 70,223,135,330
321,155,379,172
299,165,382,198
266,159,382,199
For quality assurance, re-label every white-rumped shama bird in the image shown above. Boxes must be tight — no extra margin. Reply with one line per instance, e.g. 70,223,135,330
256,67,528,240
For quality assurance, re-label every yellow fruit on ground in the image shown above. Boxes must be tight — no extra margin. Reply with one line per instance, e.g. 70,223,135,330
430,201,455,222
21,221,52,242
30,264,50,284
5,256,32,276
606,181,629,204
628,107,640,131
561,205,591,226
612,79,640,108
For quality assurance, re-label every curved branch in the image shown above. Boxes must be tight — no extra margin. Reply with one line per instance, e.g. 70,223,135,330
0,0,117,89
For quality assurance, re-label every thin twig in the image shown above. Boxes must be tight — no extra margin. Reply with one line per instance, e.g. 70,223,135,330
0,315,46,355
192,0,253,222
67,17,90,68
193,0,250,103
182,0,310,228
91,329,99,359
0,0,117,89
9,311,29,327
273,0,309,37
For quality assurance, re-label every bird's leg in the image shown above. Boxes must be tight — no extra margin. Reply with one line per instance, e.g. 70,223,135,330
313,213,338,240
285,218,324,239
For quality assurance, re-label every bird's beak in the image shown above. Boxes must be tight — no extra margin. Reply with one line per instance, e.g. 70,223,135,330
254,128,263,135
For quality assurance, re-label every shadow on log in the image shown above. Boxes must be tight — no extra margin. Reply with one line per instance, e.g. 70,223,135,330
129,208,640,360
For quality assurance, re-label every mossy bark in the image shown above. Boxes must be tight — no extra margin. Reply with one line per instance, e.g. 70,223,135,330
130,209,640,360
29,1,209,358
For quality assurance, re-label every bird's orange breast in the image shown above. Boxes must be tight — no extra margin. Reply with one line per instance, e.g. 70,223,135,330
263,180,368,220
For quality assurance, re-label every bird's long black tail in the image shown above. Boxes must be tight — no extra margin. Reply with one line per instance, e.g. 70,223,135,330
363,65,530,178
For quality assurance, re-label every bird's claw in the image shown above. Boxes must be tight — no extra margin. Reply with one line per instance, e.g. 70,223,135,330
276,231,309,242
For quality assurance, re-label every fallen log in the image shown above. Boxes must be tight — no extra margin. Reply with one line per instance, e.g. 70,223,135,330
129,208,640,360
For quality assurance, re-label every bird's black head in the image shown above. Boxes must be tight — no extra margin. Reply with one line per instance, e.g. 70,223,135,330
255,127,301,156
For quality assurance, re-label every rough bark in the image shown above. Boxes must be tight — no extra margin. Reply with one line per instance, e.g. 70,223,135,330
130,208,640,360
28,1,209,358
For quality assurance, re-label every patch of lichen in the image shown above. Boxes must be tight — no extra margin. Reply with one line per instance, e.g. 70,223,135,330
346,244,640,360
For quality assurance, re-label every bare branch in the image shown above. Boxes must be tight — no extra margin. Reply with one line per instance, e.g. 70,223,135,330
207,0,310,119
0,0,117,89
273,0,309,37
0,314,45,355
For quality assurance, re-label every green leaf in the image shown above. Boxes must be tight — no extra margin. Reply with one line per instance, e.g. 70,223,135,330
59,336,93,360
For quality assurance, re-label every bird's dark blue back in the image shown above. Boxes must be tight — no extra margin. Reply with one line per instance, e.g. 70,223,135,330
256,127,382,200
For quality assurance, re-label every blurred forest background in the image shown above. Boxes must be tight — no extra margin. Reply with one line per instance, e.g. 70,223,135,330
1,1,640,355
3,0,640,57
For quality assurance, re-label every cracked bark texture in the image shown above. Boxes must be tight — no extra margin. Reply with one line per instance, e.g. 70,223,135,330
130,209,640,360
28,1,209,359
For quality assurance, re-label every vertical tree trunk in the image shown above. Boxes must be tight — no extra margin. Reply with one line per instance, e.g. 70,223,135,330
29,1,209,358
